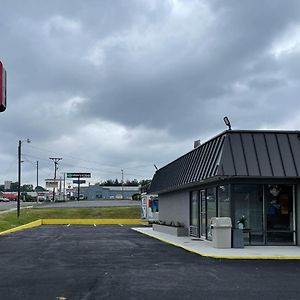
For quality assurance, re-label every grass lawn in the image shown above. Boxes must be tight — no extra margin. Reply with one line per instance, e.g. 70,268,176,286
0,206,141,232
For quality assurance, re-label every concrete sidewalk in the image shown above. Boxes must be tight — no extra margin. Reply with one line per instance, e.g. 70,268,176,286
133,227,300,259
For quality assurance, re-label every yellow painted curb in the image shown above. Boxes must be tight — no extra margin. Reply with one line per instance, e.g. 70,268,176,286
0,219,147,236
134,229,300,260
42,219,147,225
0,219,42,236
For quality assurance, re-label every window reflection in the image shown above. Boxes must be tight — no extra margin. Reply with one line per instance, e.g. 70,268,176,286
218,185,230,217
233,184,264,245
190,191,198,226
206,188,216,240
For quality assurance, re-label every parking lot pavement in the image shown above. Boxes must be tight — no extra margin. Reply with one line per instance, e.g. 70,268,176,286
37,199,140,208
0,226,300,300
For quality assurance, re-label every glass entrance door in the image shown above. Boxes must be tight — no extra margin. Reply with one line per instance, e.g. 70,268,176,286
200,190,206,237
265,185,295,245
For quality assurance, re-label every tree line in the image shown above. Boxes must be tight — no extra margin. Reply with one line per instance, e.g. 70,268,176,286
0,183,46,192
96,179,151,187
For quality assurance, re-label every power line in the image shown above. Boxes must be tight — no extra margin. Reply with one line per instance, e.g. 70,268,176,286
26,144,151,174
23,153,150,178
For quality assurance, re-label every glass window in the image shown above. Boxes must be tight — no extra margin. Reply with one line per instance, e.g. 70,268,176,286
218,185,230,217
200,190,206,237
206,188,217,240
190,191,198,226
265,184,294,245
232,184,264,245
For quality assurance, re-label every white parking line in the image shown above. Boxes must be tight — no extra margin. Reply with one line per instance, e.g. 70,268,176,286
93,224,96,227
118,224,124,227
66,224,71,227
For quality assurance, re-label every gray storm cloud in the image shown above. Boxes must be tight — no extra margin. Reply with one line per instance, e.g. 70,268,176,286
0,0,300,184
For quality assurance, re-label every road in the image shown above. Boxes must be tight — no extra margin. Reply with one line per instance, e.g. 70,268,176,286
0,225,299,300
0,201,36,212
37,199,140,208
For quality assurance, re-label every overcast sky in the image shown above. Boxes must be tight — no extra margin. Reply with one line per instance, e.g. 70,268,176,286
1,0,300,187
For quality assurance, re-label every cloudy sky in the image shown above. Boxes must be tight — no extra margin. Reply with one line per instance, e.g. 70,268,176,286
0,0,300,187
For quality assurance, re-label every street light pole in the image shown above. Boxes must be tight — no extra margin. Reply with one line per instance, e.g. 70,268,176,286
121,169,124,199
36,160,39,188
17,140,21,218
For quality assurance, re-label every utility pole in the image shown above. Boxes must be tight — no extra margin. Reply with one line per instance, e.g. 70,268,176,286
121,169,124,199
36,161,39,188
17,138,30,218
49,157,62,202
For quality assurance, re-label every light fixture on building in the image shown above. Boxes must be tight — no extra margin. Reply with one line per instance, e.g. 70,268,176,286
223,116,232,130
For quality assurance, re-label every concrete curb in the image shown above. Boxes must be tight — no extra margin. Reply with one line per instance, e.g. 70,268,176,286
0,220,42,236
132,228,300,260
42,219,147,225
0,219,147,236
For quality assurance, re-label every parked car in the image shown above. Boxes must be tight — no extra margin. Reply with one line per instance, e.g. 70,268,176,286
0,197,10,202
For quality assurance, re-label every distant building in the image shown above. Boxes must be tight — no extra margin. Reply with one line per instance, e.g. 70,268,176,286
0,192,17,200
76,185,140,200
4,181,12,190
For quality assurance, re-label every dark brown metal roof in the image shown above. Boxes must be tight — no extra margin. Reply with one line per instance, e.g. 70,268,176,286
149,130,300,194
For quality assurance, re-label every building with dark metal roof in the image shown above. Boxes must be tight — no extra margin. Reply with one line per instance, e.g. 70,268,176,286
150,130,300,246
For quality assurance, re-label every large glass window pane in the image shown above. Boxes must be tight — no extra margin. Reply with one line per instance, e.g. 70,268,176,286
232,184,264,245
206,188,216,240
190,191,198,226
265,184,294,245
218,185,230,217
200,190,206,237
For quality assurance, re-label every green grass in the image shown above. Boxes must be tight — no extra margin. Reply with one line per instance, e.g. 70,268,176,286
0,206,141,232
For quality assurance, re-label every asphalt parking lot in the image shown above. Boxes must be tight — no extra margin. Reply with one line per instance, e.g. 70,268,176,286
0,225,300,300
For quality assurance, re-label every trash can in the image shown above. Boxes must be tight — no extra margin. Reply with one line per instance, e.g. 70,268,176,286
232,229,244,248
211,217,232,248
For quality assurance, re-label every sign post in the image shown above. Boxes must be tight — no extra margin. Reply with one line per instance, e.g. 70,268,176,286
0,61,7,112
67,173,91,200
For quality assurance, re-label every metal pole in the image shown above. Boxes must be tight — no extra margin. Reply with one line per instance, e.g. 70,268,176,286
121,169,124,199
36,161,39,188
63,173,66,201
77,176,80,201
59,176,62,201
53,161,57,202
17,140,21,218
36,161,39,204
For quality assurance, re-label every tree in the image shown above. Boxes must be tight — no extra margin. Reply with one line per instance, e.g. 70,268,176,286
35,185,46,192
139,179,152,193
113,179,121,186
21,184,34,192
125,179,139,186
8,182,19,192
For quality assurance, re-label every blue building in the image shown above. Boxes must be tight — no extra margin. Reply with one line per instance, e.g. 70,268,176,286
78,185,140,200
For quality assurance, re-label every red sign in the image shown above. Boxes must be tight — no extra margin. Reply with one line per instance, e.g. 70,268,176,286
0,61,7,112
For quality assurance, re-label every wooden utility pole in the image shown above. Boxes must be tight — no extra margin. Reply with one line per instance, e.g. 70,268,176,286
49,158,62,202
